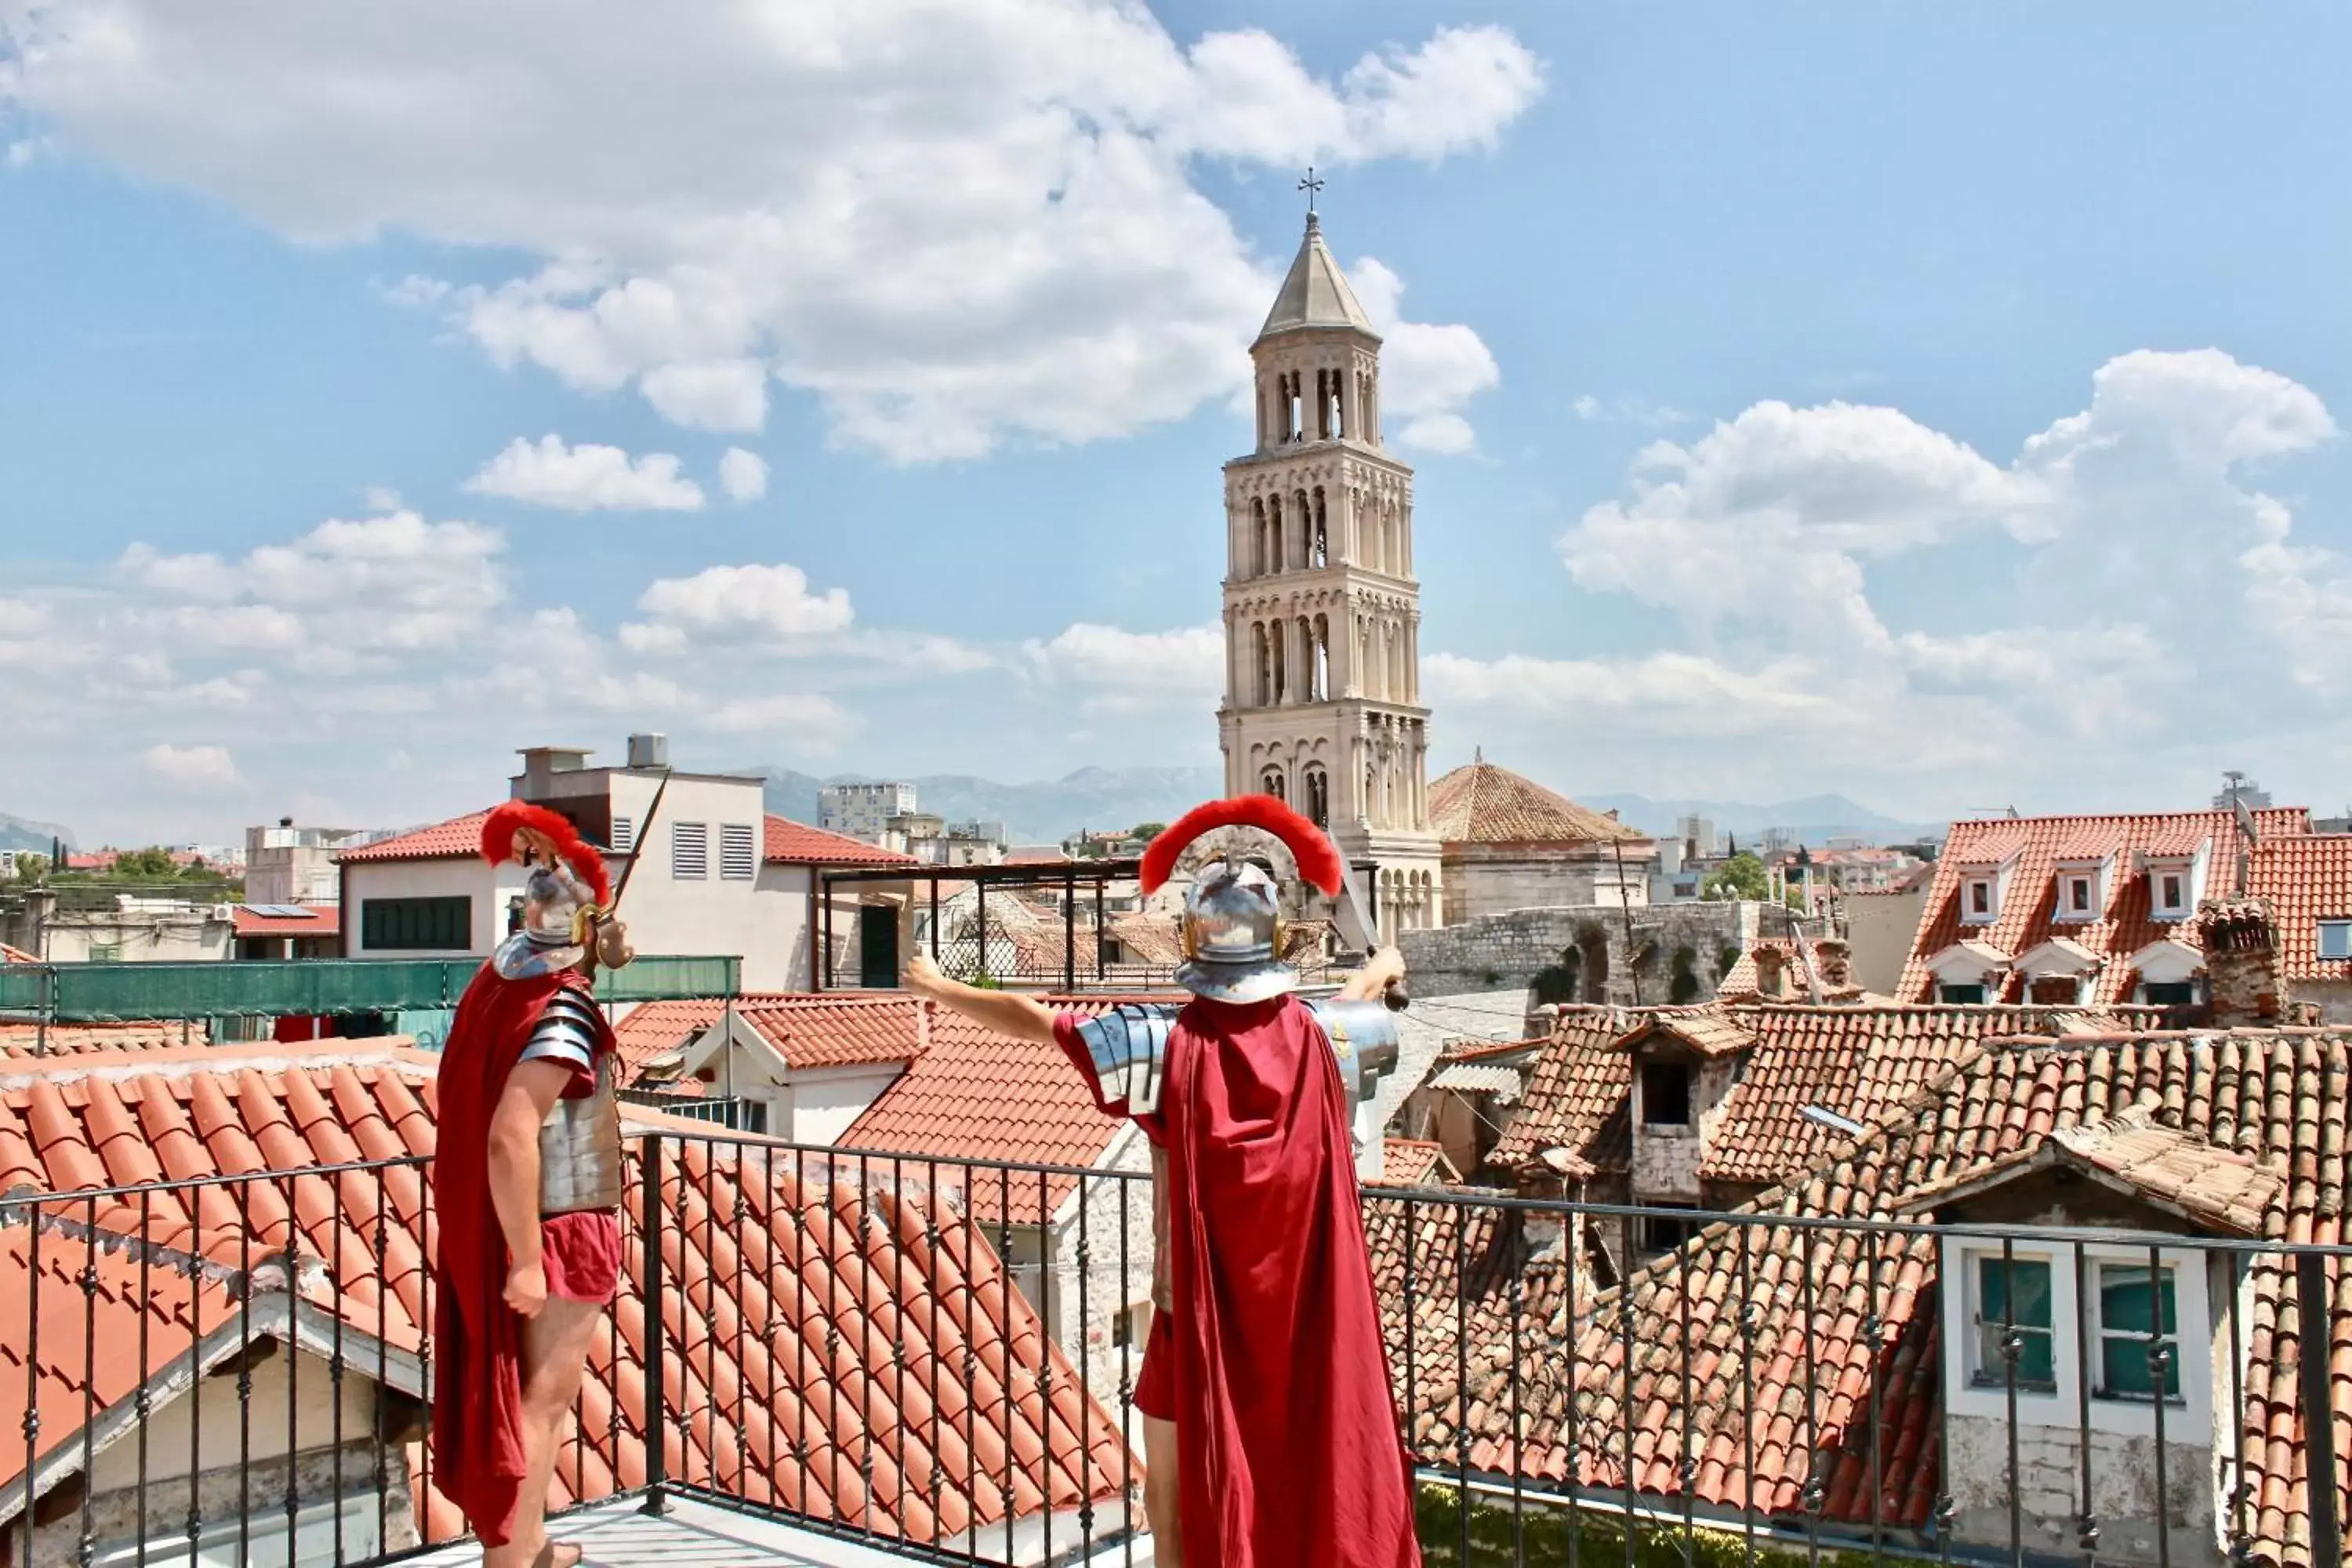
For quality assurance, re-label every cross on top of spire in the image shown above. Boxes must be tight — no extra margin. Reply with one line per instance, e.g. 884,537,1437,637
1299,165,1324,224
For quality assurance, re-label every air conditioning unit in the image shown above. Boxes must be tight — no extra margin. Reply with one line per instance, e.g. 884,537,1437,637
212,903,235,922
627,732,670,770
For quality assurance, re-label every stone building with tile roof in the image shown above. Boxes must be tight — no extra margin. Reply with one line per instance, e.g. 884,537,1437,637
1371,1018,2352,1568
0,1037,1134,1565
1896,807,2319,1011
335,739,915,989
1426,755,1657,924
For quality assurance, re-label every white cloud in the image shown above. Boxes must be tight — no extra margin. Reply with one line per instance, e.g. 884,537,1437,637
121,509,507,654
1477,348,2343,798
623,563,855,652
1023,622,1223,714
138,743,240,791
702,692,857,749
464,434,706,512
717,446,769,503
0,3,1539,460
1350,257,1497,453
1572,393,1690,427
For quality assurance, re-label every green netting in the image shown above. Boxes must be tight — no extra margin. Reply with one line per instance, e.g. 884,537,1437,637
0,954,739,1022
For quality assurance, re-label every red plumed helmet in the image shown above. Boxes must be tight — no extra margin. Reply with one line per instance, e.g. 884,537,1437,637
1140,794,1343,896
478,800,611,908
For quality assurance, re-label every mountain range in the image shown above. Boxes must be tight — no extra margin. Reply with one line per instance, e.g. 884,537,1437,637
740,766,1933,851
1577,793,1940,848
0,810,74,857
742,766,1225,845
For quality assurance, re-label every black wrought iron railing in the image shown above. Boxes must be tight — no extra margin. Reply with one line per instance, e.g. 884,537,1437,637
2,1137,2343,1568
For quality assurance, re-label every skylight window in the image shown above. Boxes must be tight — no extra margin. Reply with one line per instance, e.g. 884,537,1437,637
2321,920,2352,961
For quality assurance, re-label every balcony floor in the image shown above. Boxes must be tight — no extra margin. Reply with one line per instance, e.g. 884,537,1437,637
401,1495,1159,1567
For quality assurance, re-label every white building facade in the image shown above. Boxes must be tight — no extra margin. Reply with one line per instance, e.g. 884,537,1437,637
819,781,919,844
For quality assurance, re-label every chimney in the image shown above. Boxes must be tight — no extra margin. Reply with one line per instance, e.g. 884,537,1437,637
1751,944,1791,1000
1814,938,1853,992
2193,898,2282,1026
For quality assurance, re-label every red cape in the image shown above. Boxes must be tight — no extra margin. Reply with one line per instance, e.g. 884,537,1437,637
427,960,605,1546
1155,995,1421,1568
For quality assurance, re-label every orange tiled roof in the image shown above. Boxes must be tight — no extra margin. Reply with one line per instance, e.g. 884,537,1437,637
2247,833,2352,983
615,993,935,1083
231,903,340,938
1374,1139,1461,1187
841,996,1178,1225
335,809,493,863
1379,1025,2352,1563
763,815,918,867
1898,808,2310,1004
1428,759,1648,846
0,1039,1131,1547
609,996,728,1080
1486,1001,2161,1189
0,1018,210,1057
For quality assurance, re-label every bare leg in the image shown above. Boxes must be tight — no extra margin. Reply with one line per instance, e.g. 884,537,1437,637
1143,1415,1182,1568
482,1298,603,1568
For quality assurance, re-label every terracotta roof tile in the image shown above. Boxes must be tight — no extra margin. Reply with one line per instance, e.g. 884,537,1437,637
615,993,935,1083
0,1020,210,1058
230,903,340,938
334,810,493,864
2247,834,2352,982
1380,1024,2352,1567
763,816,919,868
840,996,1179,1225
1374,1139,1460,1187
1899,808,2310,1004
0,1039,1133,1548
1428,760,1649,846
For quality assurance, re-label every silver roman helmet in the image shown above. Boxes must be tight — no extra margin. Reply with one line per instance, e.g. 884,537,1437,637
1175,852,1297,1004
1142,793,1345,1006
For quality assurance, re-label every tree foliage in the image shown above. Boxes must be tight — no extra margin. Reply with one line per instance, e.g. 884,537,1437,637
1700,851,1768,902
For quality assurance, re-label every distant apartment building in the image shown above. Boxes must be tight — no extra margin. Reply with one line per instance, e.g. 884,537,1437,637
819,781,919,844
336,735,915,990
1673,813,1722,858
0,888,235,964
245,818,391,905
885,813,1009,866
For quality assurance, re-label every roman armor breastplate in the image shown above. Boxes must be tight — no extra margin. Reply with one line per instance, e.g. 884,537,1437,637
1073,997,1400,1123
522,989,624,1214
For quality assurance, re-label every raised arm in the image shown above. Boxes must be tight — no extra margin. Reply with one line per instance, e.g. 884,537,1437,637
902,953,1058,1045
1338,944,1407,1004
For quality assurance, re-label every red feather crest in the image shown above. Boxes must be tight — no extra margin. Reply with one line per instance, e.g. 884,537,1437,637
479,800,612,907
1140,795,1344,896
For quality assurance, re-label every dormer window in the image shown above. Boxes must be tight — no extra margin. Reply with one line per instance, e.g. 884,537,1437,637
2151,868,2188,920
2320,920,2352,961
1640,1062,1693,1127
1962,877,1997,924
2061,873,2095,919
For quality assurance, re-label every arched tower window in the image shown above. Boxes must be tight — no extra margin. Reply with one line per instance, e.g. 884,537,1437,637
1304,766,1330,829
1253,622,1272,707
1261,768,1286,802
1267,495,1283,574
1310,488,1328,568
1285,372,1305,443
1293,490,1310,567
1270,623,1287,704
1312,614,1330,702
1250,497,1268,577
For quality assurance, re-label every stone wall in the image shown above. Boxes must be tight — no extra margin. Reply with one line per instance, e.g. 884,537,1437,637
1441,847,1646,926
1401,902,1780,1006
1944,1413,2220,1568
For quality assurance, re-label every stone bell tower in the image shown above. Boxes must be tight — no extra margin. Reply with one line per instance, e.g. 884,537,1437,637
1215,204,1443,938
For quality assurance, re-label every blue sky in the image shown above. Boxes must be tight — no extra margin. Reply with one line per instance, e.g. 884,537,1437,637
5,2,2350,844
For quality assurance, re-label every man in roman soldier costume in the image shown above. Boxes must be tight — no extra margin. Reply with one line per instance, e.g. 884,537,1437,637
904,795,1423,1568
430,801,633,1568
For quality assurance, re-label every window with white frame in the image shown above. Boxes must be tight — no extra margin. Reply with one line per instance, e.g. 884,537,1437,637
2151,866,2190,920
2060,873,2096,920
720,822,757,880
1940,982,1987,1004
2320,920,2352,961
2092,1261,2182,1402
671,821,710,879
1962,877,1997,923
1969,1253,2056,1391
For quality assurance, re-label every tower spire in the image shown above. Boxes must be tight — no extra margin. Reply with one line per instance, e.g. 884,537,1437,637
1298,165,1324,227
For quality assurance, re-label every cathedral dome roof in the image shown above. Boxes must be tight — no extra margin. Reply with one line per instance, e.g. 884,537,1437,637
1428,758,1649,847
1256,214,1378,343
